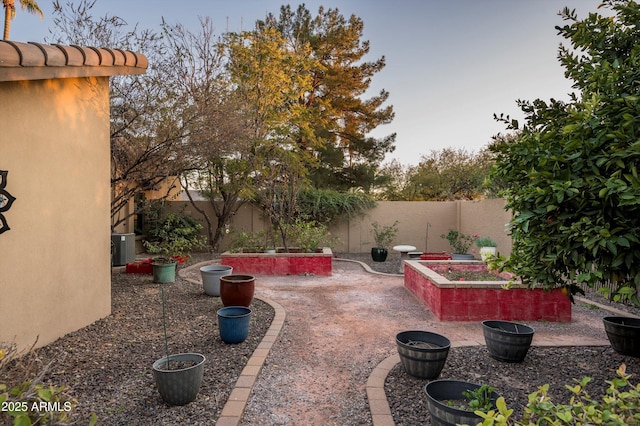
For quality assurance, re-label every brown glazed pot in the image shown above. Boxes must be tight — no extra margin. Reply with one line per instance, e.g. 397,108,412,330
219,274,255,307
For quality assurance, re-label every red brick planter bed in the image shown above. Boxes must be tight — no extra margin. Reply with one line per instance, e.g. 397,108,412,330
221,248,333,276
403,260,571,322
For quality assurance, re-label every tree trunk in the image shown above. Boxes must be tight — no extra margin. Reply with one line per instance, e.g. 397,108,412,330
3,1,15,40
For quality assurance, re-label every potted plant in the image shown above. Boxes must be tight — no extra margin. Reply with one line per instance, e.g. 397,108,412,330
143,212,205,283
370,220,399,262
424,380,500,426
440,229,477,260
152,282,205,405
476,236,498,262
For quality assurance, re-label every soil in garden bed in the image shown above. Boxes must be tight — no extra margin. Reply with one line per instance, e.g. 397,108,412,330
154,360,199,371
440,269,504,281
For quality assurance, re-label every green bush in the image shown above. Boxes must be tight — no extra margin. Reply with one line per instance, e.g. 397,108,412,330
371,221,399,249
475,364,640,425
143,212,205,260
296,188,376,225
441,229,477,254
228,229,269,253
489,1,640,304
228,220,337,253
476,237,497,248
285,219,338,252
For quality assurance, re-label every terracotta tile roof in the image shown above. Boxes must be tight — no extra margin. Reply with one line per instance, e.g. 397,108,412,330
0,40,148,82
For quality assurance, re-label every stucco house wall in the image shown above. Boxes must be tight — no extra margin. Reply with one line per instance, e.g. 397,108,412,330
0,41,147,351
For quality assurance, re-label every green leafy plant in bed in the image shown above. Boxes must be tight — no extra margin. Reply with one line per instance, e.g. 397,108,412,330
475,364,640,425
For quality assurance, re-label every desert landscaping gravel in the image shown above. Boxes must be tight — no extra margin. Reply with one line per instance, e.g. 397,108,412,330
2,251,639,425
2,254,274,425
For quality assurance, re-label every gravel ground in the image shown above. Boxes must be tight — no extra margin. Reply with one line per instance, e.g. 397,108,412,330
385,346,640,425
3,251,639,426
2,253,274,426
342,252,640,425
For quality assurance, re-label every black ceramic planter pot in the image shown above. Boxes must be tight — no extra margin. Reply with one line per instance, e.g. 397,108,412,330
424,380,501,426
371,247,388,262
603,316,640,358
482,320,535,363
396,330,450,379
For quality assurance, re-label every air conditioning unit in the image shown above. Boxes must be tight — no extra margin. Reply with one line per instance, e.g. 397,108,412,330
111,233,136,266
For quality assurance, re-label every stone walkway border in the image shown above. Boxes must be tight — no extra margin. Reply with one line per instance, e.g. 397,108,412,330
181,258,636,426
215,294,285,426
180,262,286,426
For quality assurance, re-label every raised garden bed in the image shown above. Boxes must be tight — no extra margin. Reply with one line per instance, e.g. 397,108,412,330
403,260,571,322
221,248,333,276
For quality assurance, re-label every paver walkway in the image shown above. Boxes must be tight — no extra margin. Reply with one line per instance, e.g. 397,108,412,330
182,259,620,426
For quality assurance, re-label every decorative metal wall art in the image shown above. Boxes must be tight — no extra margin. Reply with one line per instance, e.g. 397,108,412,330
0,170,16,234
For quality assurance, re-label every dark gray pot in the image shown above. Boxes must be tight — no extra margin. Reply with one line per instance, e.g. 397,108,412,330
482,320,534,363
396,330,450,379
603,316,640,358
152,353,205,406
424,380,500,426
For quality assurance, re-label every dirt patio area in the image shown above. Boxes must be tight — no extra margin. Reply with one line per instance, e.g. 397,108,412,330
180,258,619,425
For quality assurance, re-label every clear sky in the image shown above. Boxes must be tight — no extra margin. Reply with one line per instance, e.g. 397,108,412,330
11,0,603,166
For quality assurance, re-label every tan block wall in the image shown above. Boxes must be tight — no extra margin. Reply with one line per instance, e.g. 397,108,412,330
0,77,111,351
167,198,512,256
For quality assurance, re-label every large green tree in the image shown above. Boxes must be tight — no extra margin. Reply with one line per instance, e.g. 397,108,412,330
376,148,494,201
224,24,315,248
490,0,640,303
2,0,42,39
260,5,396,191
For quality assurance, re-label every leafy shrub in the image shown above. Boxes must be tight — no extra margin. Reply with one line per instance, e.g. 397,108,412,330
441,229,477,254
459,384,496,413
296,188,375,225
476,364,640,425
285,219,338,252
228,229,269,253
488,1,640,304
370,221,399,249
143,212,205,260
476,237,497,248
228,220,337,253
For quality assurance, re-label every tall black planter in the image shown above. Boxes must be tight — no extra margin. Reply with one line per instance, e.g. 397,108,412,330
482,320,534,363
371,247,388,262
603,316,640,358
424,380,500,426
